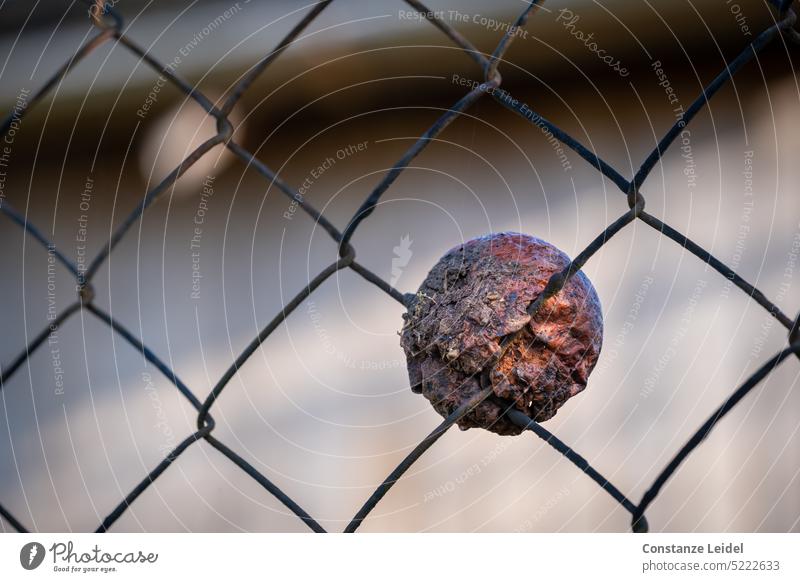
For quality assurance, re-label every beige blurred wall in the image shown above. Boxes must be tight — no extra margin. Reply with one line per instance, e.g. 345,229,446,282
1,0,798,532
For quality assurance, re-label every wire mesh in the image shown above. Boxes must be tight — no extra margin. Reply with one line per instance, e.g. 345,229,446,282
1,0,799,534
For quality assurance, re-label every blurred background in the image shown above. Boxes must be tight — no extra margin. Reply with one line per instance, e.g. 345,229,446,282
0,0,799,533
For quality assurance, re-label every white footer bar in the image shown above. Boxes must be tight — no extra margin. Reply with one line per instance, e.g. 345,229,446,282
2,533,798,581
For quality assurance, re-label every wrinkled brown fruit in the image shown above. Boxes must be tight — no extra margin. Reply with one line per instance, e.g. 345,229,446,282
400,232,603,435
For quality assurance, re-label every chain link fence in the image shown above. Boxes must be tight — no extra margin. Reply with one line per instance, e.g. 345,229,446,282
1,0,799,533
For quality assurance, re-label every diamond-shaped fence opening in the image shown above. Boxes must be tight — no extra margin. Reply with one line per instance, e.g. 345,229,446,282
1,0,799,534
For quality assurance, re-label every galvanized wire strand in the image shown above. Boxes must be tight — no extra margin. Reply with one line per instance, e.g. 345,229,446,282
632,8,798,191
0,203,83,278
345,383,496,533
503,406,646,530
632,341,800,531
0,503,28,533
220,0,336,118
340,82,496,248
0,302,82,390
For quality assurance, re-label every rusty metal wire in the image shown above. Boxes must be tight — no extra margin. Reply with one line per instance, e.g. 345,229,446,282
1,0,799,534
